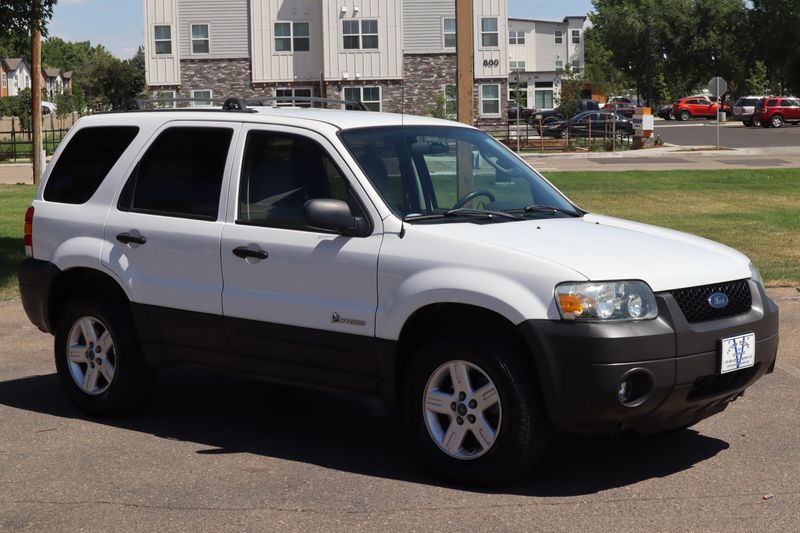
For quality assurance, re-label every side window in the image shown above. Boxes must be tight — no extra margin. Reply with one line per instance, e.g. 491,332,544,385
118,127,233,220
44,126,139,204
237,131,361,231
766,99,778,106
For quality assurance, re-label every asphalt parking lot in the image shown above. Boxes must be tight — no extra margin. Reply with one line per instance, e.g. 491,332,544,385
655,119,800,148
1,289,799,532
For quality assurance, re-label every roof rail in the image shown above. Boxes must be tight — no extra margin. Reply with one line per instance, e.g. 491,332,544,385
122,95,371,112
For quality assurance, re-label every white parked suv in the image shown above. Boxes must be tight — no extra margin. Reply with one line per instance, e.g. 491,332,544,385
19,98,779,485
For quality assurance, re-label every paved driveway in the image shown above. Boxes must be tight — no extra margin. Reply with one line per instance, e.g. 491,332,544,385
1,290,798,531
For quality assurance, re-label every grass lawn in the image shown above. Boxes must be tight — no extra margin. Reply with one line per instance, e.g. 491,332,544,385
0,168,798,300
0,184,35,300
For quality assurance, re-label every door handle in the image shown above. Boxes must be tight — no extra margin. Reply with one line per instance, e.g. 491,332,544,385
232,246,268,260
116,232,147,245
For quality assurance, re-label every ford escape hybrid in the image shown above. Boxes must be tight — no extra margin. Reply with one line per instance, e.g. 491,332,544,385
19,97,779,485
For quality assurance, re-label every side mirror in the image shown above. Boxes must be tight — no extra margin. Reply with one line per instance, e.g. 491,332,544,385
304,199,368,236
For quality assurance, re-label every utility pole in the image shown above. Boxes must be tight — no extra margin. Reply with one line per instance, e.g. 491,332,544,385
32,1,43,185
455,0,474,126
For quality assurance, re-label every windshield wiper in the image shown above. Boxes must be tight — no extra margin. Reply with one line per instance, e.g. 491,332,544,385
404,208,523,222
503,204,582,217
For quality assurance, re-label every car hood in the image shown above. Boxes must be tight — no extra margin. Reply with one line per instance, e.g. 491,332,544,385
412,214,751,292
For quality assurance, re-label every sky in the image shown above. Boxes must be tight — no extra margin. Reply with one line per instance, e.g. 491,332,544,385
49,0,594,59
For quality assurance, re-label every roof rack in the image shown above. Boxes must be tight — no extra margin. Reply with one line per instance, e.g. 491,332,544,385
122,96,370,112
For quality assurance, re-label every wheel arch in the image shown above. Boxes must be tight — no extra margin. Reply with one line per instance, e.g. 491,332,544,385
392,302,535,405
47,267,133,334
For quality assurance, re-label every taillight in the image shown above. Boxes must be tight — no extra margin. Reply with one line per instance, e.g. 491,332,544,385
24,206,34,258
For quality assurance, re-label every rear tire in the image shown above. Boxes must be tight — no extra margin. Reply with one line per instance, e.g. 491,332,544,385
54,298,154,415
771,115,784,128
403,338,550,486
679,110,691,121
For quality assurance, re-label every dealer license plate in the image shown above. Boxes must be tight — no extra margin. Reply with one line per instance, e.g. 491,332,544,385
720,333,755,374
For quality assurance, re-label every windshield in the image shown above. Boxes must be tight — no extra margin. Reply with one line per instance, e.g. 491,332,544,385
339,126,580,221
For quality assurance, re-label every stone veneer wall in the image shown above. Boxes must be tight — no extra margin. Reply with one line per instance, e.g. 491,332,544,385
148,56,506,124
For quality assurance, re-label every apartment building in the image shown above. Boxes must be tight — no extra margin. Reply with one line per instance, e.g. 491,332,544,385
144,0,509,120
507,16,587,110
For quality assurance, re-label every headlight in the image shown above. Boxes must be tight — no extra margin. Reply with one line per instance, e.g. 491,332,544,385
748,262,763,286
555,281,658,321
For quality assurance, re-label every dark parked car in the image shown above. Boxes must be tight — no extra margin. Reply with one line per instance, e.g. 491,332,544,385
528,100,601,127
507,100,534,121
541,111,633,139
657,101,678,120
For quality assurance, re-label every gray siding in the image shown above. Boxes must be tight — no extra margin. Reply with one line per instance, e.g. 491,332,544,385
402,0,454,54
178,0,250,59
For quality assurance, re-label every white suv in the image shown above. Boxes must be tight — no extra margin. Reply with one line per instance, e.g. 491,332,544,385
19,99,779,485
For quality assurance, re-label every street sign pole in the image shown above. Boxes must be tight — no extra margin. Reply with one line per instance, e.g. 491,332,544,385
716,77,720,150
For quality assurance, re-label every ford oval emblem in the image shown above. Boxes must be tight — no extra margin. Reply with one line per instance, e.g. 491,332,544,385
708,292,729,309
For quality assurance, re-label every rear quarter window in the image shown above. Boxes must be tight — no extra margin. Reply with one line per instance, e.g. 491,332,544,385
766,99,779,106
44,126,139,204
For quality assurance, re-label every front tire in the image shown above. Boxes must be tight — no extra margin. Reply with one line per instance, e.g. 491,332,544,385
403,338,550,486
54,298,153,415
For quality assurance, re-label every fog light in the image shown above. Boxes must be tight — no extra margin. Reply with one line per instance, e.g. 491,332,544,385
616,369,655,407
617,380,629,402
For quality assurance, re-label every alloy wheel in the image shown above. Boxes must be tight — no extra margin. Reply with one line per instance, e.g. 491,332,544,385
422,360,502,460
66,316,116,395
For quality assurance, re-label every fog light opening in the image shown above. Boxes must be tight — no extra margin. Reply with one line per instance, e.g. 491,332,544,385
617,369,654,407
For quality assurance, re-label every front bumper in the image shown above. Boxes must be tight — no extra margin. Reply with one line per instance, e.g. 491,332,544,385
518,280,779,433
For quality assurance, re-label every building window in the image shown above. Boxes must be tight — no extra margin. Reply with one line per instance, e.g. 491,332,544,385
572,30,580,44
343,19,378,50
509,30,525,45
443,18,456,49
443,84,456,119
555,59,563,71
155,90,175,108
571,60,581,75
509,61,526,72
275,22,310,53
275,87,313,107
534,81,554,109
343,86,381,111
1,73,6,88
480,84,500,116
191,89,213,107
154,25,172,55
554,30,563,44
191,24,210,54
481,18,499,48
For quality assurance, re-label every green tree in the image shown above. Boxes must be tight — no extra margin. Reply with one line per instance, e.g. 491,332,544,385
83,50,145,110
589,0,754,103
0,1,57,38
750,0,800,94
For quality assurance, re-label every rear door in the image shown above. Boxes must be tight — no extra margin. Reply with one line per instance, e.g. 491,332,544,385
102,121,240,351
785,99,800,121
220,124,383,389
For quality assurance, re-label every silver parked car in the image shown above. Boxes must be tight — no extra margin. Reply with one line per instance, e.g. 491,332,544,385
733,96,766,127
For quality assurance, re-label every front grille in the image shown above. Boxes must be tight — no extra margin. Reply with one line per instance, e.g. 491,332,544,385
671,279,752,323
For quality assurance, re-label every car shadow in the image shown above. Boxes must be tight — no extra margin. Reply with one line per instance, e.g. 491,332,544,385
0,367,729,496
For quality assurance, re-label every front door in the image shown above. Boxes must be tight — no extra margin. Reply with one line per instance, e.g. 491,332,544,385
220,125,383,388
